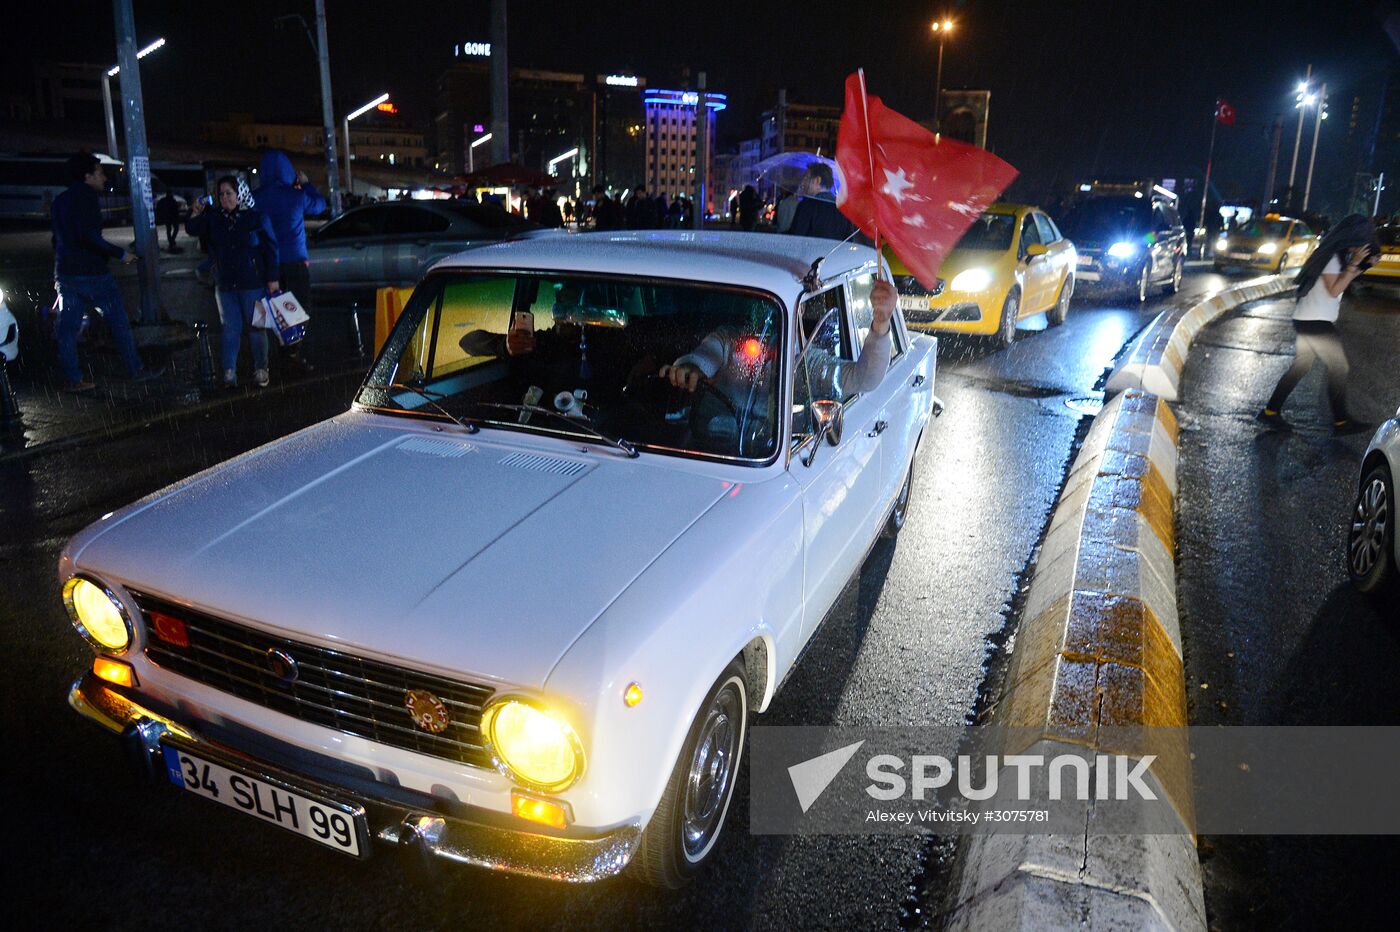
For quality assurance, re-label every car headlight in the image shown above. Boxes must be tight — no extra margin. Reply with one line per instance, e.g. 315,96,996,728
1257,242,1278,255
63,576,133,652
1216,238,1229,251
481,698,583,792
1106,241,1138,259
949,267,993,292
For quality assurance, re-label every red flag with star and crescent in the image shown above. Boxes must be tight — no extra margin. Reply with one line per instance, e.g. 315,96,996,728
836,71,1018,290
1216,99,1237,125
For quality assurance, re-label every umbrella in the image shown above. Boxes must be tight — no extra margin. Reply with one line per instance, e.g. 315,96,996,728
752,151,842,195
461,163,556,188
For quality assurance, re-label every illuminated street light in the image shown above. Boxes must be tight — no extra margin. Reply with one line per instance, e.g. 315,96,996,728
469,132,493,173
102,37,165,158
548,147,580,176
344,93,389,198
1286,65,1314,211
930,17,956,132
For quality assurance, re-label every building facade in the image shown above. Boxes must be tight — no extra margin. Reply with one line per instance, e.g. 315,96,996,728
643,88,725,203
760,92,842,161
204,115,428,167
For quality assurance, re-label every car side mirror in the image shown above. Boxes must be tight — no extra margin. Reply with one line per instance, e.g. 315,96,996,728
1025,243,1049,258
802,399,843,466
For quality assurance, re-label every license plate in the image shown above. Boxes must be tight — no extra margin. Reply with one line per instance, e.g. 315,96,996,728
898,295,932,311
1228,253,1253,261
162,746,367,857
1382,254,1399,263
1078,271,1100,282
1076,255,1092,267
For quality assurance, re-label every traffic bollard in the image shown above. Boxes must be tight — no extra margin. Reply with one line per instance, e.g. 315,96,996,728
348,303,366,358
192,321,215,389
0,362,21,429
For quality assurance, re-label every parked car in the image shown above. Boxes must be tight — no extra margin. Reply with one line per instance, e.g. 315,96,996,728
890,202,1077,346
59,231,939,886
1361,225,1400,284
1213,213,1318,274
1347,407,1399,594
1060,183,1187,302
305,200,545,305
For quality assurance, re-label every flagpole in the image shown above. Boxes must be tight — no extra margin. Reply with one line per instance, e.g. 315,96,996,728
1199,100,1219,258
857,68,885,278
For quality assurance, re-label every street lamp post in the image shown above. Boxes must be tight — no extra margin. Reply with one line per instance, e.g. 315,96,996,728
1302,82,1328,212
469,132,493,173
930,18,954,132
343,93,389,201
101,37,164,159
1287,65,1313,211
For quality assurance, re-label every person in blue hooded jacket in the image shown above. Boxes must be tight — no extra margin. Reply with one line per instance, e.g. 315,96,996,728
256,150,325,372
186,175,280,388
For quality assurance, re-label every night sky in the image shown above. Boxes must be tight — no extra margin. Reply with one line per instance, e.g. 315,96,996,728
6,0,1399,211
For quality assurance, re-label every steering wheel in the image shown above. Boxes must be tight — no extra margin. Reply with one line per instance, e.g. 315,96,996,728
630,373,742,423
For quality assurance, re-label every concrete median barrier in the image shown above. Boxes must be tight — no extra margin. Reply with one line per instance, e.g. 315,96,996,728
944,390,1202,931
1105,274,1295,401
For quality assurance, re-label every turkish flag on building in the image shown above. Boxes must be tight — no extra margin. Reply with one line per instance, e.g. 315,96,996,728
1216,99,1237,125
836,71,1017,290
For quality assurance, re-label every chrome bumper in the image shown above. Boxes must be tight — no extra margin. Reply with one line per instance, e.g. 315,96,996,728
69,672,640,883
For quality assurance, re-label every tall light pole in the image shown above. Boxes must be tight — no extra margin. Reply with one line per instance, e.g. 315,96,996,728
468,132,493,173
1302,82,1328,211
343,93,389,201
1287,65,1313,211
930,18,954,132
112,1,161,324
101,36,164,159
313,1,342,215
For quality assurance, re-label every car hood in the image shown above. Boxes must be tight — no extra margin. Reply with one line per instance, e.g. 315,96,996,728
73,415,732,689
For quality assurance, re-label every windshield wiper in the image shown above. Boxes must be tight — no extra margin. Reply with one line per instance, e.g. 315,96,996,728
467,401,639,458
379,382,480,433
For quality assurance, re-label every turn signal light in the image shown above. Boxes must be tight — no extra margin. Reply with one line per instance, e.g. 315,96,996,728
623,682,644,707
93,656,137,688
511,792,570,830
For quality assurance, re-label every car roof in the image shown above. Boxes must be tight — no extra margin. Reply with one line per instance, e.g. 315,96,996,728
433,230,879,297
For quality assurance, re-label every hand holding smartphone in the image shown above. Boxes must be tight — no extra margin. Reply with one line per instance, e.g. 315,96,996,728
505,310,535,356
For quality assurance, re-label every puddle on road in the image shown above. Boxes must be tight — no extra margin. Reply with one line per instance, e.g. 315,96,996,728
1064,395,1104,415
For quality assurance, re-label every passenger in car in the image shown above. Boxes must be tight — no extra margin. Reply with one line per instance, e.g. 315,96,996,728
661,279,897,404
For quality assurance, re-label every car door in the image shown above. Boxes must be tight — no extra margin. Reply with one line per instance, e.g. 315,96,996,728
789,278,886,643
1017,212,1050,311
848,269,917,501
378,205,457,285
1034,212,1072,303
305,205,387,293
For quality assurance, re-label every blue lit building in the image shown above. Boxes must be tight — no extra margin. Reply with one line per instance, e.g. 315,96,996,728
643,89,726,205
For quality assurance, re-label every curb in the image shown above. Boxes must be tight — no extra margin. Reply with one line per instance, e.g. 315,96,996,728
944,389,1201,930
1104,274,1294,400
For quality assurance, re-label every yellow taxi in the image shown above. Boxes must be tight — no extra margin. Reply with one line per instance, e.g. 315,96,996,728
1362,225,1400,282
1213,213,1318,273
888,203,1077,346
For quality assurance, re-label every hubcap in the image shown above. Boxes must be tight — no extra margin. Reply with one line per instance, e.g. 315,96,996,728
681,684,742,860
1350,478,1390,577
1139,265,1149,301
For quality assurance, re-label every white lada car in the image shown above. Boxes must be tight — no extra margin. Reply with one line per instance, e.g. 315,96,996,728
60,231,939,886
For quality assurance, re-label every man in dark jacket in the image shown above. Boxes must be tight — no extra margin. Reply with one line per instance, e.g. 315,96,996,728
256,150,325,371
154,191,181,252
787,163,857,241
738,185,760,231
590,185,624,230
50,152,158,392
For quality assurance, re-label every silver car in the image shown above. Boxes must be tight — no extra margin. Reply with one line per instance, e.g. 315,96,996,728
1349,408,1400,594
305,200,544,304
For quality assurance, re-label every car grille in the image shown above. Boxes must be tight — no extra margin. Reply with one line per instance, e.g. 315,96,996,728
132,591,495,769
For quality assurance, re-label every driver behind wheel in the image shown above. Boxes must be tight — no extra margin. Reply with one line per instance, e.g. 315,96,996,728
660,278,897,403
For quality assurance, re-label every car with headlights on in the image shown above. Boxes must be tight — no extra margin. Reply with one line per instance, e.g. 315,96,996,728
1347,407,1399,595
1361,225,1400,284
1060,185,1186,302
305,199,545,305
59,231,938,887
891,203,1077,346
1213,214,1317,274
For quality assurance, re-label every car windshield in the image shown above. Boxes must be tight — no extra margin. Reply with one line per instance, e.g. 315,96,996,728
1060,197,1151,239
1237,219,1290,238
441,201,538,232
357,272,785,462
956,213,1017,251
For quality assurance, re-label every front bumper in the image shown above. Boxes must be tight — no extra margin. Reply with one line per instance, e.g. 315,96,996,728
69,672,640,882
1073,256,1135,285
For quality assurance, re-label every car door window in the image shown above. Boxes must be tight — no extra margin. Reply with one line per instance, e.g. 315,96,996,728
1033,212,1059,244
1019,214,1041,257
384,206,452,236
1294,221,1313,239
848,272,903,363
315,206,387,240
793,284,852,443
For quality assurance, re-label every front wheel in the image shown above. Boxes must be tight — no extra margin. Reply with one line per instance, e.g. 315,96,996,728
1048,276,1072,326
882,454,916,538
1166,257,1183,295
1349,462,1395,595
631,660,748,887
995,289,1020,347
1135,262,1151,303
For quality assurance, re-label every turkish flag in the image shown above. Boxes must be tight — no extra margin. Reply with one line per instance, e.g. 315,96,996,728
1216,99,1237,125
836,71,1017,290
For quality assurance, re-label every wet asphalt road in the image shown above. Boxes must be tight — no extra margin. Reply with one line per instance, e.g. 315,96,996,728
1174,283,1400,928
2,272,1216,929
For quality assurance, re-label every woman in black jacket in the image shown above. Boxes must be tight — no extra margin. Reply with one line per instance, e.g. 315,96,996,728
186,175,280,387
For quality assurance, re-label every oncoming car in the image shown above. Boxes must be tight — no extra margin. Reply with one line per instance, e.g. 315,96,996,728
59,231,938,887
893,203,1077,346
1213,214,1318,274
1348,407,1399,595
1060,188,1186,301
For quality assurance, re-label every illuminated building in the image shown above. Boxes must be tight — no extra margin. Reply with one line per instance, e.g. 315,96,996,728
643,88,725,201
